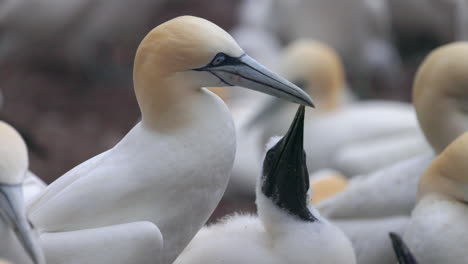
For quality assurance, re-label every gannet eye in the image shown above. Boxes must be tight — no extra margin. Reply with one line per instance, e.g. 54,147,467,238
211,53,226,66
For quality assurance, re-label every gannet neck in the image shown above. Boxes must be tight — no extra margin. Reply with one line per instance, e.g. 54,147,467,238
133,69,202,132
281,40,344,111
0,121,28,185
133,16,243,131
418,132,468,202
413,42,468,153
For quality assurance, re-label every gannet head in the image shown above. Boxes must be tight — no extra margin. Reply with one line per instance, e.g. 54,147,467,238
418,132,468,203
259,106,318,222
281,40,344,111
389,232,418,264
413,42,468,153
0,121,44,264
133,16,313,114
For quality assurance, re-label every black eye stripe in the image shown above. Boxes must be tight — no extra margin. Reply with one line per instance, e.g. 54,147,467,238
193,53,246,71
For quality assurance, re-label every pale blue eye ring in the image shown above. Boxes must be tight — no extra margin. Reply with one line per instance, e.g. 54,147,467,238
211,53,226,66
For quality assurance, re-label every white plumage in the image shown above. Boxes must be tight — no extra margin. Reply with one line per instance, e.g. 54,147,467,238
404,131,468,263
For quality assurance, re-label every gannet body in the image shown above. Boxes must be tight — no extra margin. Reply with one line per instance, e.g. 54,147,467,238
334,216,409,264
0,121,44,264
319,153,434,218
403,132,468,263
318,42,468,218
27,16,312,264
333,132,431,176
40,221,163,264
175,107,356,264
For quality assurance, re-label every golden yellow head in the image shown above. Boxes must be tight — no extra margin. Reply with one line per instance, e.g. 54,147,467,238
0,121,28,185
281,40,344,111
134,16,243,77
132,16,313,126
418,132,468,201
413,42,468,153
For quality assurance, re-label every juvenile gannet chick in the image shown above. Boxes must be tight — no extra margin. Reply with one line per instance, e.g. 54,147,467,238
318,42,468,219
403,132,468,263
389,232,418,264
0,121,44,264
174,106,356,264
26,16,312,264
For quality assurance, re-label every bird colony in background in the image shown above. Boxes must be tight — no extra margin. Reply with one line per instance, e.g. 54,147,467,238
2,5,468,264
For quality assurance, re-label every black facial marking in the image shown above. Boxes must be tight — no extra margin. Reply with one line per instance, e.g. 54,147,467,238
193,53,246,71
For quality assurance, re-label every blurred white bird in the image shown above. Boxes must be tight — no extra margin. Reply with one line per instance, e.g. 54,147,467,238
319,42,468,219
175,106,356,264
404,131,468,263
0,121,44,264
334,216,409,264
26,16,312,264
319,42,468,218
227,40,421,198
312,42,468,264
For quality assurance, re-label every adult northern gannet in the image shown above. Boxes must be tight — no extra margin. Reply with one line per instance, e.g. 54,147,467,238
26,16,312,264
0,121,44,264
318,42,468,219
389,232,418,264
174,106,356,264
403,132,468,263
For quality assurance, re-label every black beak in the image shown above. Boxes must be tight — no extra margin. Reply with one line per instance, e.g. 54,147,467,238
261,105,317,222
389,232,418,264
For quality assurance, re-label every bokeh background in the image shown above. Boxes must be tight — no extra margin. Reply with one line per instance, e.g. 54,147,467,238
0,0,466,219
